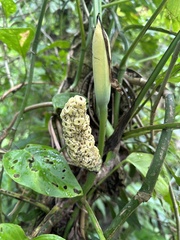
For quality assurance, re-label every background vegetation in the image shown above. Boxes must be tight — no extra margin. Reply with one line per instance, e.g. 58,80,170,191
0,0,180,239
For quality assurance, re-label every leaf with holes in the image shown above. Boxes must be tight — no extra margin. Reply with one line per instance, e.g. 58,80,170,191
2,144,82,198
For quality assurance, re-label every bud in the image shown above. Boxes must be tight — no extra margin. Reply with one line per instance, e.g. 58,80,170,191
92,15,111,107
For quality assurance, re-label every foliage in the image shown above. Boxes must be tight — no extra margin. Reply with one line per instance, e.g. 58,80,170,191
0,0,180,239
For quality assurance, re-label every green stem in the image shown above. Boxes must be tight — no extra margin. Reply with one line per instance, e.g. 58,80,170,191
0,168,4,223
11,0,48,138
31,204,61,238
105,30,180,153
98,106,108,156
114,0,168,126
150,41,180,125
0,189,49,213
93,0,102,25
63,207,80,238
105,91,175,238
82,199,106,240
169,182,180,240
124,25,177,36
133,31,180,115
123,122,180,139
82,172,96,195
69,0,86,90
102,0,128,8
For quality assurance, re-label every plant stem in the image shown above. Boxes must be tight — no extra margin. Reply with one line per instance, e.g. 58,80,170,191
103,0,128,8
123,122,180,139
92,0,102,25
98,106,108,156
31,204,61,238
169,182,180,240
9,0,48,144
82,172,96,195
69,0,86,90
105,30,180,153
114,0,168,126
82,198,106,240
105,91,175,238
150,41,180,125
133,31,180,115
123,25,177,36
0,189,49,213
63,207,80,238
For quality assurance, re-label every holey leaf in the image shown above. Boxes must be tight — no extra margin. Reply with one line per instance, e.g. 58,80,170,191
2,144,82,198
0,28,34,58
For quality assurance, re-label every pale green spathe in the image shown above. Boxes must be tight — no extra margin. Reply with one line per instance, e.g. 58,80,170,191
92,17,111,107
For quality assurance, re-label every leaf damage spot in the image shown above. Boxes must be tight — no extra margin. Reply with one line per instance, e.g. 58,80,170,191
28,158,35,169
63,185,67,190
13,159,18,164
73,188,81,194
52,182,58,187
45,158,54,164
14,173,20,178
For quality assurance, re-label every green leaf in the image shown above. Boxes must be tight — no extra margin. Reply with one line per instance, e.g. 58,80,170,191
52,92,81,110
165,0,180,31
38,40,70,54
124,153,169,197
3,144,82,198
0,223,28,240
33,234,65,240
0,28,34,58
0,0,16,18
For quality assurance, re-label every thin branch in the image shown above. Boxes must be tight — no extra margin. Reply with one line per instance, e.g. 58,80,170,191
105,91,175,238
0,81,45,101
0,189,50,213
82,198,106,240
169,182,180,240
10,0,49,145
0,102,53,143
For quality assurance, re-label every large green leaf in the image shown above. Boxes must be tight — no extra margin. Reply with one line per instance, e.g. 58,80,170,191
124,153,169,197
0,223,28,240
3,144,82,198
0,28,34,58
33,234,65,240
0,0,16,18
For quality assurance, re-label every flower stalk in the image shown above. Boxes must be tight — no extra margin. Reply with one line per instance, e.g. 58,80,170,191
92,14,111,156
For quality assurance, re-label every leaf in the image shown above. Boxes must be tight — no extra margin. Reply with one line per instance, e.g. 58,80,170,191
124,153,169,197
165,0,180,31
52,92,82,110
0,223,28,240
38,40,70,54
0,28,34,58
0,0,16,18
33,234,65,240
2,144,82,198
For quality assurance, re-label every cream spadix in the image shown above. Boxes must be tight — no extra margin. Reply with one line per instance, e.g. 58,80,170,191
92,15,111,107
